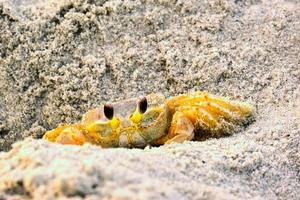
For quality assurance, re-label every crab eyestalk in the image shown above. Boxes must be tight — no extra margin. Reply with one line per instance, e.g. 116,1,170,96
138,96,148,114
104,103,120,129
130,96,148,124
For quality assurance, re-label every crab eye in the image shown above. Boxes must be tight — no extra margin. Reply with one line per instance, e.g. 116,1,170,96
104,103,114,120
138,97,148,114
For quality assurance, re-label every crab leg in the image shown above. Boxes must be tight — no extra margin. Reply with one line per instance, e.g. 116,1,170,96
163,92,254,144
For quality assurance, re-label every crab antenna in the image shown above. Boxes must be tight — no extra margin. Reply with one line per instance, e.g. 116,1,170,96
104,103,114,120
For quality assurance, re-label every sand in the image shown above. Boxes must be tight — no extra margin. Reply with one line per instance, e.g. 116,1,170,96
0,0,299,199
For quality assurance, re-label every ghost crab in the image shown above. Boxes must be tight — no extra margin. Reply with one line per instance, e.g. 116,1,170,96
43,91,254,148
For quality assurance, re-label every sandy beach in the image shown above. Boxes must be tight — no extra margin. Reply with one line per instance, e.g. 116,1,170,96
0,0,299,199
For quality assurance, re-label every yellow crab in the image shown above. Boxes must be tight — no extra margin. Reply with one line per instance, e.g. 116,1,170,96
43,91,254,148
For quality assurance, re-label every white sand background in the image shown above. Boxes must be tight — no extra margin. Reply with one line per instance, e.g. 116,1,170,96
0,0,299,199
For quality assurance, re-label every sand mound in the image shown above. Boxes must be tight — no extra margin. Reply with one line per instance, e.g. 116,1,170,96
0,0,299,199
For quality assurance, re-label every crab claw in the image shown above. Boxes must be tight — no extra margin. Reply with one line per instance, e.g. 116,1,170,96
55,127,87,145
165,112,195,144
43,124,87,145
